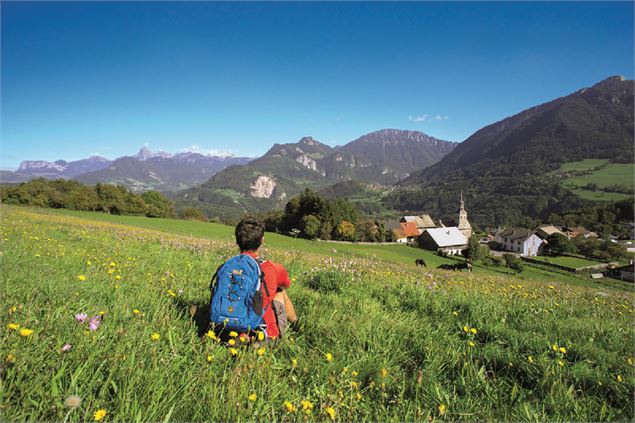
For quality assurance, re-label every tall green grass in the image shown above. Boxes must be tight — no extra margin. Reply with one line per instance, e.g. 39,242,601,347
1,207,634,421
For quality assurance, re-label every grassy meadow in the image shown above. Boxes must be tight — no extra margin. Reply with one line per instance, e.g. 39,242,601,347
1,205,634,421
556,159,635,201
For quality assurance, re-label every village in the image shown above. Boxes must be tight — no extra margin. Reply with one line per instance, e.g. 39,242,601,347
386,194,634,282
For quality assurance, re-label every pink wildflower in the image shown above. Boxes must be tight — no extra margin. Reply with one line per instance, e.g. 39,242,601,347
61,343,72,352
88,316,101,331
75,313,88,323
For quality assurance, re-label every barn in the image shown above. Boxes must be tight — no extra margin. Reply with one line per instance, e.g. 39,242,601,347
418,227,468,256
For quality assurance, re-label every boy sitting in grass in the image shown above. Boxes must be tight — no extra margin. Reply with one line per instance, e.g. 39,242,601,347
225,216,296,339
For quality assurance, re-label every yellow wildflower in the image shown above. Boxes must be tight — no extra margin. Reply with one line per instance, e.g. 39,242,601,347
133,309,140,315
351,381,359,389
94,409,106,421
109,262,116,267
107,269,114,274
228,339,236,346
463,325,469,333
9,306,17,313
229,331,238,338
380,367,388,378
19,328,33,337
558,360,564,367
325,406,336,420
207,355,214,363
617,374,623,382
248,393,257,402
470,327,477,334
115,275,121,280
77,275,86,281
283,401,296,413
300,399,314,414
438,404,446,415
559,347,567,354
291,358,298,367
552,344,558,352
257,347,266,356
6,353,15,363
468,341,475,348
151,332,160,341
528,355,534,364
229,348,238,356
325,352,333,362
257,332,265,341
628,357,634,365
356,392,362,401
7,323,20,330
452,311,459,317
206,330,217,340
351,370,358,377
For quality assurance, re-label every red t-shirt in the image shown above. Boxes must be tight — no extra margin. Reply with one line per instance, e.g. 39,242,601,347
243,252,291,338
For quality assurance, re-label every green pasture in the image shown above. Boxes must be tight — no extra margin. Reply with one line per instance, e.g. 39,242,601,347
1,206,634,422
530,255,606,269
556,159,634,201
3,205,609,289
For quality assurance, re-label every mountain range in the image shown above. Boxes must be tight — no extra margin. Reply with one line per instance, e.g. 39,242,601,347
1,148,252,192
177,129,456,217
388,75,634,226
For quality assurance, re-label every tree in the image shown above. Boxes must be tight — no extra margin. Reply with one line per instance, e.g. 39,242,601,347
544,233,575,256
69,186,100,211
335,220,356,241
96,183,126,214
181,207,207,221
463,236,483,261
503,253,524,273
301,215,320,239
142,191,175,218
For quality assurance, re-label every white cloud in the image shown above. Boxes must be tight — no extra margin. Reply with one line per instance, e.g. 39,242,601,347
181,145,234,157
409,114,448,122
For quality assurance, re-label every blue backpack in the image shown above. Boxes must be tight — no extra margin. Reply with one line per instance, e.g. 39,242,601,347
209,254,270,334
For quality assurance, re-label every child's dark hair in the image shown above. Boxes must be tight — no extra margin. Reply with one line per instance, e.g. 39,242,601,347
235,217,265,252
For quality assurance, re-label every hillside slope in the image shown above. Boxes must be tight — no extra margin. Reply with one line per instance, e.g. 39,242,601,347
388,76,634,226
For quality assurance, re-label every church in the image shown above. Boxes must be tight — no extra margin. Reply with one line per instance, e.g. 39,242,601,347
416,193,473,255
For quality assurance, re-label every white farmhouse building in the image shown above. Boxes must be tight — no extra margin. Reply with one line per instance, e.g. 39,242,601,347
495,228,544,257
418,227,468,256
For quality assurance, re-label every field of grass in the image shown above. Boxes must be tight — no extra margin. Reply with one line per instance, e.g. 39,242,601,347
530,255,606,270
2,205,634,421
556,160,634,202
15,206,606,289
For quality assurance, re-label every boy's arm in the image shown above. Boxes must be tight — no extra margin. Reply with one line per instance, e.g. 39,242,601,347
273,262,291,289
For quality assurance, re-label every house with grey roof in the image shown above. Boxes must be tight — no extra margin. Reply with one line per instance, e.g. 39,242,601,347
418,227,468,256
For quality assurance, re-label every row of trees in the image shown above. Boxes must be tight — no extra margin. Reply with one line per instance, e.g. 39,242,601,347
1,179,175,218
262,188,394,242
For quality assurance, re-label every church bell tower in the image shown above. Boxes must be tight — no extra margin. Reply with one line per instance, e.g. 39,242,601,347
458,191,472,239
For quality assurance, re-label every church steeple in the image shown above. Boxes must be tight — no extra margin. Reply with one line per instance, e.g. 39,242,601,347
457,191,472,239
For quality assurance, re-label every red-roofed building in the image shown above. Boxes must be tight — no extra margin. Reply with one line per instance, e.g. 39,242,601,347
394,221,421,244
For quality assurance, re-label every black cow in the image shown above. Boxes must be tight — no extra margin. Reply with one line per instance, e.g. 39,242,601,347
415,258,427,267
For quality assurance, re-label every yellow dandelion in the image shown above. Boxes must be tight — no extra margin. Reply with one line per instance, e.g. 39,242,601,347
207,355,214,363
109,262,116,267
351,381,359,389
438,404,446,415
528,355,534,364
257,347,266,356
151,332,160,341
468,341,475,348
228,339,236,346
552,344,558,352
617,374,623,382
257,332,265,341
291,358,298,367
325,406,336,420
115,275,121,280
248,393,257,402
229,331,238,338
107,269,114,275
94,409,106,421
559,347,567,354
628,357,634,365
229,348,238,356
452,311,459,317
206,330,217,340
558,360,564,367
133,309,140,315
283,401,296,413
77,275,87,281
6,353,16,363
351,370,358,377
300,399,314,414
7,323,20,330
325,352,333,362
356,392,362,401
9,306,17,313
380,367,388,378
463,325,469,333
19,328,33,337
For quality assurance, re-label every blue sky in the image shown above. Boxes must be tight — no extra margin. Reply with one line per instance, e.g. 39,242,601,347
1,1,633,169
